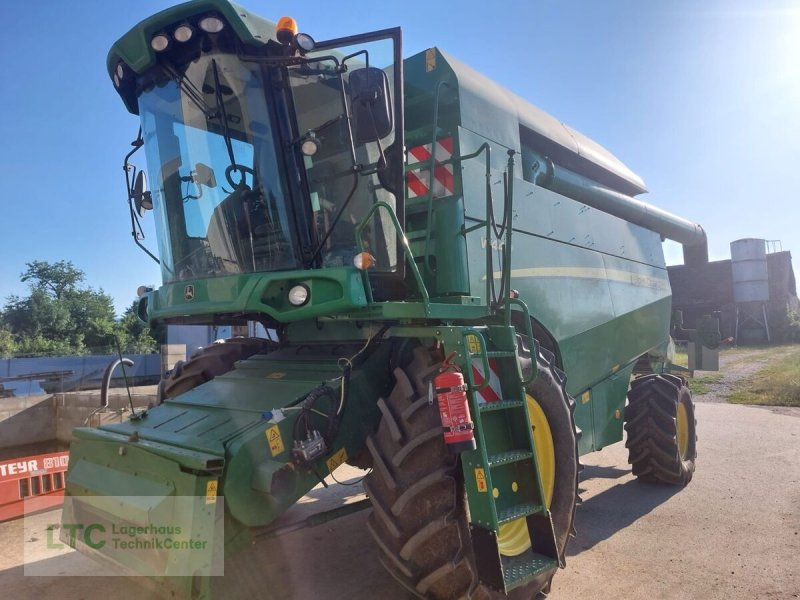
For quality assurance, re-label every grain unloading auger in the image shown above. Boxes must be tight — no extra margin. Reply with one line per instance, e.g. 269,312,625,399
62,2,720,597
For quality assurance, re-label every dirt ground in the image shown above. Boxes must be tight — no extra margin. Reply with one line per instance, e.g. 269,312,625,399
1,346,798,599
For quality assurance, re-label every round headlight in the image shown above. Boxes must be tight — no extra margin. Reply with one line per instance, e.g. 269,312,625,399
113,73,120,88
294,32,316,53
174,24,194,43
288,284,309,306
301,135,320,157
151,34,170,52
116,63,124,80
199,16,225,33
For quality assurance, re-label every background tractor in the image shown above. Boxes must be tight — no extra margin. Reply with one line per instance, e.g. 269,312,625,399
62,1,719,598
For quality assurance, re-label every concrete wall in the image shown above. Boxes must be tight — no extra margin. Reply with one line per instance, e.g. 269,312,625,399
0,395,56,448
54,387,157,443
0,353,162,397
1,387,157,449
161,344,186,374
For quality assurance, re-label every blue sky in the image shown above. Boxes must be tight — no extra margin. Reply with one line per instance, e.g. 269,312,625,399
0,0,798,315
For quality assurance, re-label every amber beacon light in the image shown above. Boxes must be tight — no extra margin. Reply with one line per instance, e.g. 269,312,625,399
276,16,298,44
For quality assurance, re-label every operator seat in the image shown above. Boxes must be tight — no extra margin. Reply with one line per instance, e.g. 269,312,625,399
206,186,294,273
205,187,252,274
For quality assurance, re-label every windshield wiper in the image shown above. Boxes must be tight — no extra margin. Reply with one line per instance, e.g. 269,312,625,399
163,64,214,118
209,59,239,176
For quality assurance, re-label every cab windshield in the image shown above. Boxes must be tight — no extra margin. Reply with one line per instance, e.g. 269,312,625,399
138,37,401,286
139,53,299,283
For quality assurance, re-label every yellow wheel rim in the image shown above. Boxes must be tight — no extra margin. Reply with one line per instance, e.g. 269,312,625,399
496,394,555,557
676,401,689,460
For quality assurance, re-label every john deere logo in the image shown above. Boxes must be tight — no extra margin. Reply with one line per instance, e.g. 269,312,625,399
184,285,195,301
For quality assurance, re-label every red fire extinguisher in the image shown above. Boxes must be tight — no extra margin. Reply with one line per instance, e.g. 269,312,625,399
434,352,477,453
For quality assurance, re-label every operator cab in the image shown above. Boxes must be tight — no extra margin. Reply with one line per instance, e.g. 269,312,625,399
115,6,404,294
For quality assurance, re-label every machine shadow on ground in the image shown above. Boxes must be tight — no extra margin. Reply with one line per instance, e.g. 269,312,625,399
568,474,681,557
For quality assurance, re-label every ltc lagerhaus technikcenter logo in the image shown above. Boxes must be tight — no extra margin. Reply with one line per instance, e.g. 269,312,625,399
49,522,209,551
23,496,224,577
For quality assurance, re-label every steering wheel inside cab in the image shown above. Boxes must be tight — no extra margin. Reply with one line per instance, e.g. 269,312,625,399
226,164,256,190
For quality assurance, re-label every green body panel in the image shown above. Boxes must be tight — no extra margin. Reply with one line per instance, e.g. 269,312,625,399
69,343,393,528
566,302,670,454
144,268,369,325
64,428,221,585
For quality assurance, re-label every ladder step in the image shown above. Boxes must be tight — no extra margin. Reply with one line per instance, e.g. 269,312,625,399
497,503,544,525
487,450,533,467
503,552,559,592
479,399,524,413
485,351,517,358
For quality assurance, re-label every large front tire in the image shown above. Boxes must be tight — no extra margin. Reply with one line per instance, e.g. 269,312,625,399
365,346,577,599
624,373,697,486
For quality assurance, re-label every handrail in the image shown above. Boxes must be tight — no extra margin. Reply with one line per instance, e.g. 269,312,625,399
500,150,516,318
408,141,498,311
449,142,493,308
356,201,430,307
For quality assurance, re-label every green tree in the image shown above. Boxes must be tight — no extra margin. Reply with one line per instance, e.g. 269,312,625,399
116,301,163,354
65,288,117,350
0,261,159,356
21,260,85,300
0,325,15,357
3,289,77,349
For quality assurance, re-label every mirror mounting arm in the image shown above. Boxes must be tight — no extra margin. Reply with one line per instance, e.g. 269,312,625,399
123,128,160,265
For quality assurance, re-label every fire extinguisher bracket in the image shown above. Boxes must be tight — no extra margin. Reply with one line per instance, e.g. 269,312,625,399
434,354,477,453
435,383,468,394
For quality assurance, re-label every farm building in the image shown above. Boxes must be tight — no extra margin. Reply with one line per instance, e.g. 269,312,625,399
667,239,799,343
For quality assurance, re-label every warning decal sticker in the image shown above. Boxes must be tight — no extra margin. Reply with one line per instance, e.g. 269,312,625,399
474,467,488,493
205,480,218,505
266,425,285,456
326,448,348,473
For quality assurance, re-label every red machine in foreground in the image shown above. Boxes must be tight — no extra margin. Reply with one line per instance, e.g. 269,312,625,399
0,451,69,522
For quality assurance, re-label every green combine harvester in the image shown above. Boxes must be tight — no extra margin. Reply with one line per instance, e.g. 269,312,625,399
62,1,720,598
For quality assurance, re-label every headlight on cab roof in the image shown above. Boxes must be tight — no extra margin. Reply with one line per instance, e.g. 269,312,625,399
150,33,170,52
199,16,225,33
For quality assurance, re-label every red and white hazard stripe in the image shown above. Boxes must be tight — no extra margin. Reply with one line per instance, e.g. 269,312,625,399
406,137,455,199
471,358,503,405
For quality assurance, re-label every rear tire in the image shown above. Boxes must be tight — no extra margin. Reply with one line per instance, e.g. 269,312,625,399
364,346,577,599
160,337,273,400
624,373,697,486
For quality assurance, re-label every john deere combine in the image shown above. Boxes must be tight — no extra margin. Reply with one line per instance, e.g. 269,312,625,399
62,1,719,598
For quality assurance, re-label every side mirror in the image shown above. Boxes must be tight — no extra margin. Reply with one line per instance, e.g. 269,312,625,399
348,67,393,144
132,171,153,217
